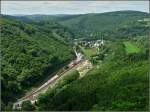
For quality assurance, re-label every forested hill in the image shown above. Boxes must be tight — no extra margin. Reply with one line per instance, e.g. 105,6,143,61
13,11,149,111
16,10,149,39
60,11,149,39
1,10,149,111
1,15,74,110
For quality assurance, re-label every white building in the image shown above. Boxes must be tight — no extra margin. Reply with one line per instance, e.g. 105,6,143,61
94,39,104,47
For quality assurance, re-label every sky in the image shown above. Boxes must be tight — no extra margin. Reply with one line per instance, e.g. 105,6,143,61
1,1,149,15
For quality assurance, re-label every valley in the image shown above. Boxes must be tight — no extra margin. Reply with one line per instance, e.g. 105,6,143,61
1,10,149,111
13,49,92,109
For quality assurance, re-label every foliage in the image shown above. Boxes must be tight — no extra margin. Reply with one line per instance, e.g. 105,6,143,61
1,15,74,110
21,100,35,111
59,11,149,39
37,37,148,111
1,10,149,111
123,41,141,54
37,70,79,110
16,11,149,40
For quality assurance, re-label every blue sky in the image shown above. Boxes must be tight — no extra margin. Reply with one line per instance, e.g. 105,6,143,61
1,1,149,15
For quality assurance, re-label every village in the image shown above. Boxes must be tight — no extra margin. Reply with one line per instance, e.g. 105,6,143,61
74,38,106,63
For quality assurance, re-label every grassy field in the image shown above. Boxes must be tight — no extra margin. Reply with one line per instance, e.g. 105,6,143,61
123,41,141,54
80,46,98,58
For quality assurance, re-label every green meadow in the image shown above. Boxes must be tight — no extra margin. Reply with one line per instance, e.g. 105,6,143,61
123,41,141,54
80,46,98,58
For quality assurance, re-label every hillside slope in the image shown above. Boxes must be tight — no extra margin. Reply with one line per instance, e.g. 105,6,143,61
2,10,149,111
59,11,149,39
37,37,149,111
25,11,149,111
1,15,74,110
16,11,149,39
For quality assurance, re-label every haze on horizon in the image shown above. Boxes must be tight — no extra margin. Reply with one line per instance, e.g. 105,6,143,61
1,1,149,15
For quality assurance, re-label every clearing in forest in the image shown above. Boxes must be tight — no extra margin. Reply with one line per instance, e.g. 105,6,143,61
80,46,98,58
123,41,141,54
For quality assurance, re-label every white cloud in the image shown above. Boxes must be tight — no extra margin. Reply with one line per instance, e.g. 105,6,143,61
1,1,149,15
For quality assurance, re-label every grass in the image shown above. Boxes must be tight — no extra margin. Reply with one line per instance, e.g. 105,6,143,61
123,41,141,54
80,46,98,58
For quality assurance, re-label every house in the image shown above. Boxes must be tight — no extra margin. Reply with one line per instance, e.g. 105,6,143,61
94,39,104,47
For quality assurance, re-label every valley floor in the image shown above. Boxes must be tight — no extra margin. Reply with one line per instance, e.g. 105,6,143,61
13,54,92,109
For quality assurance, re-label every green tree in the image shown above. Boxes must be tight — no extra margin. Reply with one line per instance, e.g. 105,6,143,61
21,100,35,111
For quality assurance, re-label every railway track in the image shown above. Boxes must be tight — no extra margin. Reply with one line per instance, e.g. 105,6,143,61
13,59,85,109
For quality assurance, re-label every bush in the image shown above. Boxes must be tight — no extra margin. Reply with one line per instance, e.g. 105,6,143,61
21,100,35,111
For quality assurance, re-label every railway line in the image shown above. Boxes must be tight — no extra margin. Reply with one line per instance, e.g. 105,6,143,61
13,58,85,109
